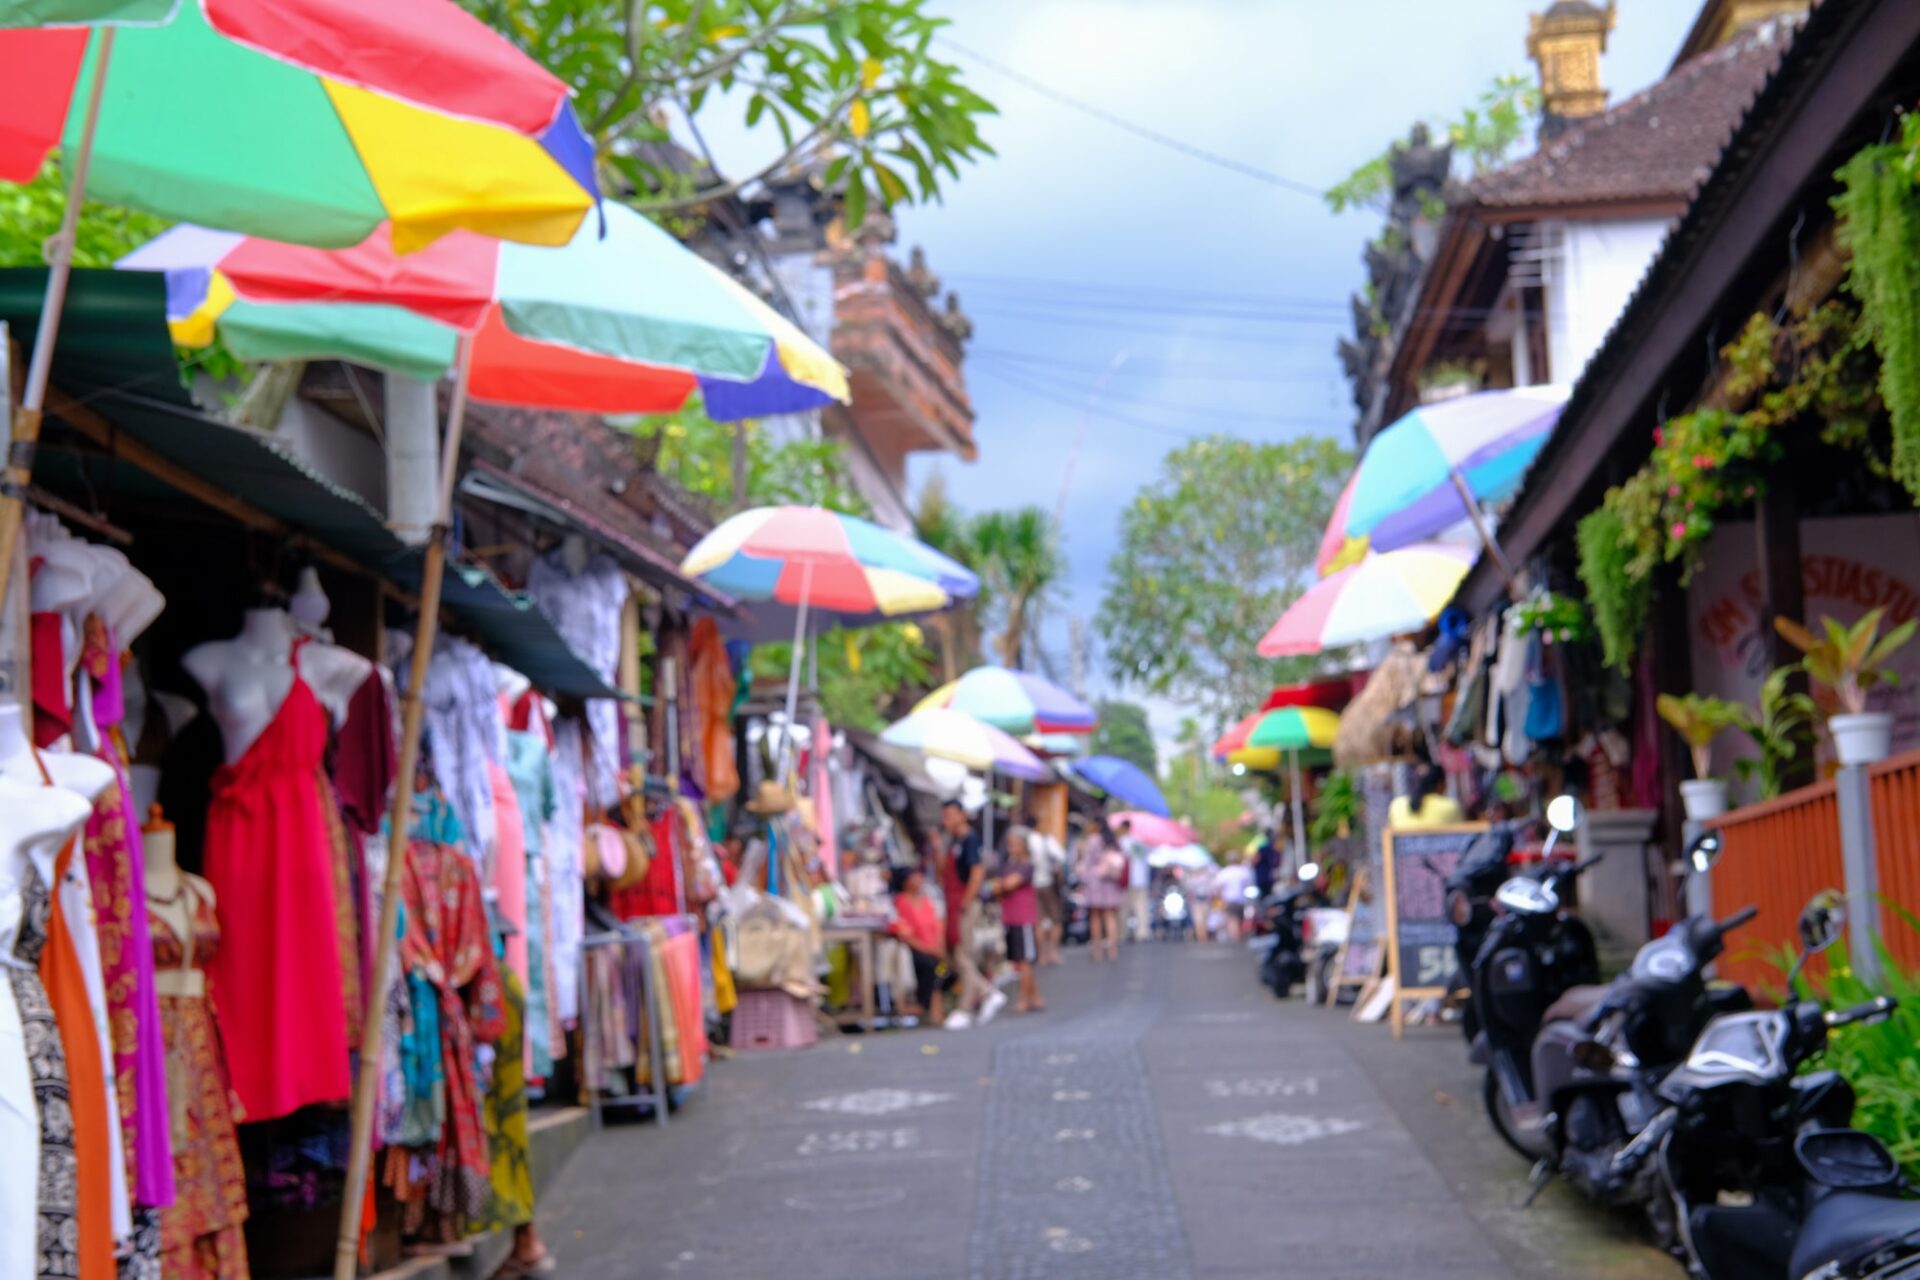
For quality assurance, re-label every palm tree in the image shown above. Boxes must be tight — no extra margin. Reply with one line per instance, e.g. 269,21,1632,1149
914,472,984,681
971,506,1063,669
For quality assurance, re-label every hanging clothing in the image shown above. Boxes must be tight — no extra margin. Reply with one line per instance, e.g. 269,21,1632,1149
82,768,175,1211
30,611,72,748
547,721,588,1026
0,859,35,1280
506,731,560,1078
688,618,738,802
148,882,249,1280
526,550,626,809
422,639,506,866
476,968,534,1234
203,638,351,1123
13,840,84,1280
42,826,117,1279
332,669,397,838
489,761,529,1011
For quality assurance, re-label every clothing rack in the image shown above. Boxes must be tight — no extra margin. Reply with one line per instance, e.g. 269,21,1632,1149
578,923,672,1131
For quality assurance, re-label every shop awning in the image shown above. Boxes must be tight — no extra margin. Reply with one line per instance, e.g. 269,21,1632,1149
1,269,618,701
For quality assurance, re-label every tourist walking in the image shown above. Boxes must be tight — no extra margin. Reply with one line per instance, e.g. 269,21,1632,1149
1118,818,1153,943
993,828,1045,1013
1076,822,1126,962
1024,813,1067,966
939,800,1003,1027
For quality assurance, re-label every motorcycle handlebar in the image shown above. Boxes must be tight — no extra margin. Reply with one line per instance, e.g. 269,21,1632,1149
1826,996,1899,1029
1714,905,1759,935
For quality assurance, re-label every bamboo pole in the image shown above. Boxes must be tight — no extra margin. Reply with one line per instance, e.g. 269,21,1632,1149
0,30,116,611
333,337,474,1280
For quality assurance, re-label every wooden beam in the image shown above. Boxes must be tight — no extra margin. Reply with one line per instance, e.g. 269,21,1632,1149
44,384,404,595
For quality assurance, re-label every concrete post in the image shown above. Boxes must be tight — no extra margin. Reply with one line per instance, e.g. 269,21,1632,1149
384,372,439,546
1834,764,1883,986
1574,808,1659,969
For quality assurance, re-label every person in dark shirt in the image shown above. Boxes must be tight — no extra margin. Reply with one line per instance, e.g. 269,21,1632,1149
1254,829,1281,899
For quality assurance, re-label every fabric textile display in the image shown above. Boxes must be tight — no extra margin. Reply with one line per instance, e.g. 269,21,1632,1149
527,549,626,810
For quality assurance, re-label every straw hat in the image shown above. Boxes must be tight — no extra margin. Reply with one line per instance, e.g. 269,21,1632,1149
745,779,797,815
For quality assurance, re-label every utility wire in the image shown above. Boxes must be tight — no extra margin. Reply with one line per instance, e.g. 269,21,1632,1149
972,347,1335,384
973,362,1345,442
944,269,1348,312
937,35,1329,202
979,355,1342,420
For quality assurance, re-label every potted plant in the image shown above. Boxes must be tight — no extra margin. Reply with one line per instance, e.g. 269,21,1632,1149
1656,693,1751,820
1775,608,1917,766
1734,667,1818,799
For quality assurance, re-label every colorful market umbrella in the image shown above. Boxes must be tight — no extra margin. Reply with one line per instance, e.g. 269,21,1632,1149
1110,811,1198,848
684,507,978,756
1148,842,1216,872
881,708,1048,782
1316,472,1368,578
0,0,603,653
118,204,849,417
1257,544,1477,657
1247,706,1340,868
914,666,1096,736
1071,755,1169,817
1343,385,1568,580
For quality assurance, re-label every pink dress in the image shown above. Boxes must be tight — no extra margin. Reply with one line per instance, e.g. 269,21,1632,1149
1077,836,1127,911
204,640,350,1122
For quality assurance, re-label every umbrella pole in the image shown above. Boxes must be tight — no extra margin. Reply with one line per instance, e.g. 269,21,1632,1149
1449,467,1518,595
1289,748,1307,872
334,335,475,1280
778,561,813,781
0,29,116,611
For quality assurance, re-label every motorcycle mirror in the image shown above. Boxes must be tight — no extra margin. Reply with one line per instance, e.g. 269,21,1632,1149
1798,890,1846,955
1298,862,1321,882
1546,794,1581,833
1686,830,1723,875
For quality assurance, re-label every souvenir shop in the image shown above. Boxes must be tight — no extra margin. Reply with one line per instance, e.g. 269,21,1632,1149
0,294,725,1277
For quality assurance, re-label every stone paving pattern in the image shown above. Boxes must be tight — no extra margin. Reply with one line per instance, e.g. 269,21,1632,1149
538,942,1674,1279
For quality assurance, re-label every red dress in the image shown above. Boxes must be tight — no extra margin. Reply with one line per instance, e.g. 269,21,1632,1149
203,642,350,1122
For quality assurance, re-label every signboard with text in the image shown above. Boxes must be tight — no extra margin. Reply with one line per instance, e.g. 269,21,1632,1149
1381,823,1486,1039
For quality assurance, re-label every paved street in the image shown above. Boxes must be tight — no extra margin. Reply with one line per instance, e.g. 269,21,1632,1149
541,944,1675,1279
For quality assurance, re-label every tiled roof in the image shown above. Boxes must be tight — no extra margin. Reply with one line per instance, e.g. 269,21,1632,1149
1471,17,1799,211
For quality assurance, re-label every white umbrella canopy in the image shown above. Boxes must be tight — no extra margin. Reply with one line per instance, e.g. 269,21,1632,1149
1148,843,1217,871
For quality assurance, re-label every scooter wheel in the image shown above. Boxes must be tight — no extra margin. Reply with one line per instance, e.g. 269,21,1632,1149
1483,1068,1535,1164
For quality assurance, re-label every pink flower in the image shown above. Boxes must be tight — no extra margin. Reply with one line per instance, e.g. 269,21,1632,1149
1671,522,1688,539
1743,485,1756,498
1668,484,1682,497
1653,427,1666,445
1686,500,1696,511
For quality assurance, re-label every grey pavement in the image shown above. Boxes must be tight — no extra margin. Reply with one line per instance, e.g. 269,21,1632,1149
538,942,1675,1280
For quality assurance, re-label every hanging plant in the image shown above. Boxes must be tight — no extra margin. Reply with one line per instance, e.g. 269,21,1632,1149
1835,122,1920,502
1512,590,1589,644
1576,507,1649,673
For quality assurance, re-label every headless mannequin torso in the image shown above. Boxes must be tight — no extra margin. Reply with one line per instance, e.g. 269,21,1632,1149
0,702,114,802
183,608,372,764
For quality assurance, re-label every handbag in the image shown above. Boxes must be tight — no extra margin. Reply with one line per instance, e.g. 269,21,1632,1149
1523,637,1566,742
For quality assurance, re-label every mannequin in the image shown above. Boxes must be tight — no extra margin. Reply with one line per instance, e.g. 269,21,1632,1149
184,607,371,763
141,809,207,974
289,566,331,638
0,699,114,802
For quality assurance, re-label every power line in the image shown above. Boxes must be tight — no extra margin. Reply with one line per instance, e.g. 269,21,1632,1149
965,302,1342,341
978,355,1344,421
937,35,1329,202
944,269,1348,313
971,347,1335,384
972,362,1347,442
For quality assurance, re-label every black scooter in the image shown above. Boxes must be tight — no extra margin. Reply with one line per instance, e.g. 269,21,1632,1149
1511,832,1757,1237
1465,796,1603,1157
1616,890,1916,1278
1252,864,1324,999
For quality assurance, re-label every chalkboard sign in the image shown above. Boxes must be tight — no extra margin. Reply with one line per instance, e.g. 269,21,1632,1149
1326,866,1382,1006
1381,824,1487,1039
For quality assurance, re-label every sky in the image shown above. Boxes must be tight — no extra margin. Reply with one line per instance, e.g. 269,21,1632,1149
704,0,1701,753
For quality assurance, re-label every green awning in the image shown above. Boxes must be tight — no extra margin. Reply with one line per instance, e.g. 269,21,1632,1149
2,268,616,701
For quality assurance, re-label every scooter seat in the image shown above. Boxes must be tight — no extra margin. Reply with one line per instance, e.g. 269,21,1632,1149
1789,1191,1920,1278
1541,984,1610,1030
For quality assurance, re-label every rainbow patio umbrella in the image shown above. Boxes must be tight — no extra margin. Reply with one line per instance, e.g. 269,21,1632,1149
1258,544,1477,657
1246,706,1340,866
682,506,978,758
1337,386,1568,588
118,205,850,419
914,665,1097,736
0,0,602,636
883,707,1048,854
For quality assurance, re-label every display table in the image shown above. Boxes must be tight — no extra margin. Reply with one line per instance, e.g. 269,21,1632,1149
822,921,882,1031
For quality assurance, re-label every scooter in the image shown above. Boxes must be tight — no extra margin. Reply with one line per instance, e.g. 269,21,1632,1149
1252,863,1324,999
1466,797,1604,1155
1615,890,1916,1278
1510,831,1758,1232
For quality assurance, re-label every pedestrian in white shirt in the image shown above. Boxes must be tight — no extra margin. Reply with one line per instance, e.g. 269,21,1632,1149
1117,818,1153,944
1021,813,1068,966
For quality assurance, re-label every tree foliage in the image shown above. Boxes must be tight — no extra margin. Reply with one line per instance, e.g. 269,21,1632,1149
0,159,169,269
1324,74,1540,214
462,0,996,226
626,407,869,513
968,504,1062,668
1088,699,1156,777
1096,434,1351,721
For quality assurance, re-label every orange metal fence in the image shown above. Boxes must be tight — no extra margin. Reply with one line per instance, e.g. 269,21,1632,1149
1868,748,1920,972
1710,780,1844,993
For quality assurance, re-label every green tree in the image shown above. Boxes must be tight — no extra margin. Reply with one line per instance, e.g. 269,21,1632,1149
913,470,983,680
1089,699,1156,776
1324,74,1540,214
0,159,169,268
628,408,868,513
969,504,1062,668
462,0,996,227
1097,434,1351,721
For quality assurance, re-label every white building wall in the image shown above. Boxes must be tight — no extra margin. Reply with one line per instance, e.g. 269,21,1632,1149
1542,216,1671,385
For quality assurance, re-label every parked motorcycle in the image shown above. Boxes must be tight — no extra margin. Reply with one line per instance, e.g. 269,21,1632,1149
1614,890,1917,1278
1465,796,1603,1152
1506,830,1758,1223
1302,901,1350,1006
1252,863,1325,999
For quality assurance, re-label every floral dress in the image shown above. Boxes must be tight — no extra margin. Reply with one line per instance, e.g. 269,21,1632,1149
12,848,79,1279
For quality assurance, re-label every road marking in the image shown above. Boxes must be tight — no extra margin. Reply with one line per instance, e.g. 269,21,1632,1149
1043,1052,1079,1065
1203,1113,1366,1146
796,1127,920,1156
803,1088,954,1116
1052,1088,1092,1101
1052,1127,1096,1141
1044,1227,1095,1253
1202,1075,1320,1099
1055,1175,1095,1193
